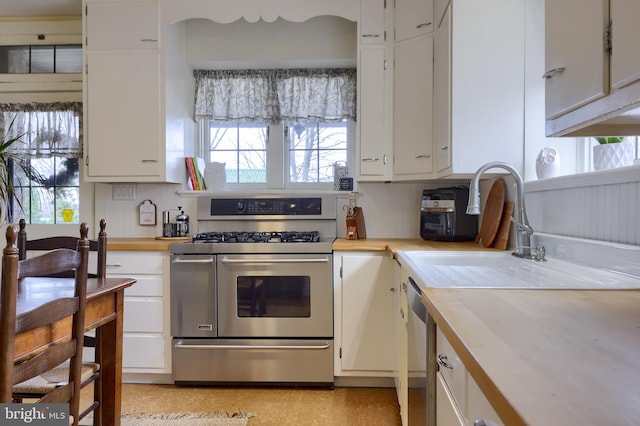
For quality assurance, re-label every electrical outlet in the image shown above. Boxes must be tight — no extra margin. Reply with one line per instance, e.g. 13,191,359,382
113,183,137,200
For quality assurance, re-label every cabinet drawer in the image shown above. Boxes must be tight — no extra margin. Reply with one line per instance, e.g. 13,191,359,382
123,275,163,297
436,327,467,414
124,297,163,332
123,334,165,369
106,252,165,274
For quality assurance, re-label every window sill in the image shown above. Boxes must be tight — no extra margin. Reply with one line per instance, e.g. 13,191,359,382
525,163,640,193
177,189,356,197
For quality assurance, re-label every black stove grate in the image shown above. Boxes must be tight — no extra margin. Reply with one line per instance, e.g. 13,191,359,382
192,231,321,243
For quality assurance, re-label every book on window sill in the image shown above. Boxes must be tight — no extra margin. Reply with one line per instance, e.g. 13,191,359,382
185,157,206,190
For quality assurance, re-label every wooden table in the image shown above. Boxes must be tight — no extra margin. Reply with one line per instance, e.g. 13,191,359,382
14,277,136,426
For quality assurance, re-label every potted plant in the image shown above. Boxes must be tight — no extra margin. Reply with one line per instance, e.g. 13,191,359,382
593,136,634,171
0,117,45,224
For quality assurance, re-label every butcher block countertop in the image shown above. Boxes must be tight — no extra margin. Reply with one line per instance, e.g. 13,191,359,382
422,288,640,425
107,237,189,251
332,238,497,254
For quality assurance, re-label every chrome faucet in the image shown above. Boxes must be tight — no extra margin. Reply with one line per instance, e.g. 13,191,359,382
466,161,539,259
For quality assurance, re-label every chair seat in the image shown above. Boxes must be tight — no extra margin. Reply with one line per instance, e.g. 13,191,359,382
13,361,100,395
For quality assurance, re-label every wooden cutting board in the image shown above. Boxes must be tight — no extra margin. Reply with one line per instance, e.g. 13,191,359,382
492,201,514,250
475,178,505,247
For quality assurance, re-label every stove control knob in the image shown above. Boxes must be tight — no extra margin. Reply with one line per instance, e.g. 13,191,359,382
236,201,245,212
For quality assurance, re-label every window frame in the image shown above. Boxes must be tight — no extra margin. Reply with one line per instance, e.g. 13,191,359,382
197,118,355,191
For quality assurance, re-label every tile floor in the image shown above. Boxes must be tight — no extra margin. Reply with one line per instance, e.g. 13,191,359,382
114,384,402,425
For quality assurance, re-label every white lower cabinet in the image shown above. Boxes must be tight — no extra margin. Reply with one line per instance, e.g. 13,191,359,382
333,251,395,376
106,251,170,375
436,326,503,426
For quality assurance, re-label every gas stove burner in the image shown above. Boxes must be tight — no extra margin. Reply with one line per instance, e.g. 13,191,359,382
192,231,321,244
281,231,320,243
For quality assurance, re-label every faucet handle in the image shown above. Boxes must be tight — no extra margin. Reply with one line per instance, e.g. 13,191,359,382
535,245,546,262
509,216,533,235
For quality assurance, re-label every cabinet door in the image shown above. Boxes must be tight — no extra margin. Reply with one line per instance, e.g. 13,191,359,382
610,0,640,90
358,47,392,179
395,0,434,41
436,372,466,426
360,0,386,45
340,254,394,372
85,50,161,178
86,1,159,50
433,4,451,173
394,34,433,177
544,0,608,119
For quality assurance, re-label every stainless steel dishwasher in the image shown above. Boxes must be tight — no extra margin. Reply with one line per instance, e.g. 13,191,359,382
407,277,427,425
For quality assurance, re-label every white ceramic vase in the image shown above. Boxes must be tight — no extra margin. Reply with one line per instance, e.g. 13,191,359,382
593,142,634,171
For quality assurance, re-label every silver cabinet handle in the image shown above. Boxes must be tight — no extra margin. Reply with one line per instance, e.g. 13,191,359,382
106,263,122,267
417,22,432,29
437,354,454,369
415,154,431,159
441,146,449,150
362,34,381,38
141,159,158,163
542,67,565,79
140,38,158,42
362,157,380,162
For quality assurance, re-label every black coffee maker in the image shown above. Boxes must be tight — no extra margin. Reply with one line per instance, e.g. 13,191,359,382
420,187,477,241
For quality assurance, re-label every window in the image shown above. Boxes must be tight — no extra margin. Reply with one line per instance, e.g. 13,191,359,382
0,45,82,74
1,106,82,224
195,68,356,190
204,119,352,189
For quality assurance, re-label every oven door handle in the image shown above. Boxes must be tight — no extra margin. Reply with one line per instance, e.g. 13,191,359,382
174,342,331,350
172,258,215,264
219,257,329,264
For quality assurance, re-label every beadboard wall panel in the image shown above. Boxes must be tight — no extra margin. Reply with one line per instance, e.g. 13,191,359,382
525,169,640,246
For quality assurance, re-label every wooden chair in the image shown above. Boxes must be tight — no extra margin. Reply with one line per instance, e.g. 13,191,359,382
0,223,90,426
12,219,107,424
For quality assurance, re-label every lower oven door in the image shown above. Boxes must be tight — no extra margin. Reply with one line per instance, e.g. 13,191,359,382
172,338,334,386
217,253,333,338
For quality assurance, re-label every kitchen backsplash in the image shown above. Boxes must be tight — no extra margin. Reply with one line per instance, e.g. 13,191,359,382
525,166,640,246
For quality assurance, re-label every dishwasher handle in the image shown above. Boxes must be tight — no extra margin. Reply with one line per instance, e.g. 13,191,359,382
408,277,427,324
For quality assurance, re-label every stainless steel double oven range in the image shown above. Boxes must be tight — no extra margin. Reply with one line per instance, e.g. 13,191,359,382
170,195,336,388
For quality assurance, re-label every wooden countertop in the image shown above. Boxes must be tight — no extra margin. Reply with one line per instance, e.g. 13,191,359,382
333,238,498,254
421,288,640,425
107,237,189,251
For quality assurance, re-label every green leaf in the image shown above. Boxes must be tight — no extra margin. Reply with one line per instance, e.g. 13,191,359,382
595,136,625,144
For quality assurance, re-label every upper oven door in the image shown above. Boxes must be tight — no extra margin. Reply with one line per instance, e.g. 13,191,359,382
217,253,333,338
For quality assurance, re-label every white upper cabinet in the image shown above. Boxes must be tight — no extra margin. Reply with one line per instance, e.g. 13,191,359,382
358,48,393,180
85,1,159,49
545,0,640,136
393,33,434,178
432,0,525,177
83,0,187,183
360,0,386,44
395,0,434,41
610,0,640,90
544,0,607,120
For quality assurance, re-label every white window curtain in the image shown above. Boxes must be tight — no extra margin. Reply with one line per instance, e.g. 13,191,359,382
194,69,356,124
0,102,83,158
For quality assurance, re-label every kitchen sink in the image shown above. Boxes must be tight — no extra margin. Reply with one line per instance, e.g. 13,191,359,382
397,251,640,289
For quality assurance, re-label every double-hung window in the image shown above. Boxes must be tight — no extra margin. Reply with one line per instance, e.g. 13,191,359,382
195,68,356,190
0,105,82,224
